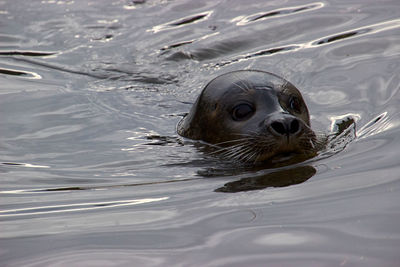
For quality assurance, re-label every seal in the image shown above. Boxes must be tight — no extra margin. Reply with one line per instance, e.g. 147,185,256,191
177,70,318,164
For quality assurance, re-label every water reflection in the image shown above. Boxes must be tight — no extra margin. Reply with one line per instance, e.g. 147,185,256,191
235,2,324,25
215,165,316,193
197,19,400,67
310,19,400,47
357,111,398,138
0,51,56,56
149,10,213,33
2,162,50,168
0,197,168,217
0,67,41,79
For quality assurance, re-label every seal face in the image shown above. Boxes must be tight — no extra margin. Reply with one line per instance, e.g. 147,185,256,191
178,70,317,163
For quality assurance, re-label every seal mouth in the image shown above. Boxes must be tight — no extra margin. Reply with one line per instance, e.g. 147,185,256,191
209,128,318,165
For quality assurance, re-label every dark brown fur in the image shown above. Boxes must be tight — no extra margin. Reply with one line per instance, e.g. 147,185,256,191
178,70,318,163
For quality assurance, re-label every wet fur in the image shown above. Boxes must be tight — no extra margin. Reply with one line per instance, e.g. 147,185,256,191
178,70,319,164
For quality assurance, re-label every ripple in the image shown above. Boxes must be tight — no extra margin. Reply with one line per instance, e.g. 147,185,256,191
235,2,324,25
208,45,301,67
357,111,399,139
15,125,83,139
0,67,41,79
309,19,400,47
123,0,147,10
0,50,56,57
7,249,166,267
0,197,168,217
309,90,349,106
4,57,104,78
0,177,200,195
205,18,400,67
148,10,213,33
1,162,50,168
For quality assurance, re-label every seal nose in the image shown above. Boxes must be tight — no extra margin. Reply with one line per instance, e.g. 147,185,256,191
268,114,302,137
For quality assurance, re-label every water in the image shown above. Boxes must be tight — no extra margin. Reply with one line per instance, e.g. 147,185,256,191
1,0,400,266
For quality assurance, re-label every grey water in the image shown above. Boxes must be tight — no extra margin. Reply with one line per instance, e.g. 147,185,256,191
1,0,400,266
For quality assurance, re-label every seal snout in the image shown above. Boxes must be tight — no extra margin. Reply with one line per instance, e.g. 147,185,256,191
267,113,303,138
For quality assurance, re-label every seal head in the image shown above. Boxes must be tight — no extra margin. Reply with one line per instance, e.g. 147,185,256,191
178,70,317,163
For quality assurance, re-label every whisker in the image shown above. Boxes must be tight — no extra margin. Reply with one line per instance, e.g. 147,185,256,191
242,148,259,163
209,143,244,155
231,73,254,92
213,138,250,147
232,81,248,92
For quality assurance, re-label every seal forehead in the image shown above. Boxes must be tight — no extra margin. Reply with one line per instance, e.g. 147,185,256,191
203,70,283,100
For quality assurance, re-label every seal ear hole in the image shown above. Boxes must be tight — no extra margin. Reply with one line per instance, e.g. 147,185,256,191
231,103,255,121
289,96,302,113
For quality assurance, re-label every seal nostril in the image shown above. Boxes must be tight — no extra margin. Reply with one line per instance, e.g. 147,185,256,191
271,121,286,135
270,117,301,136
290,119,300,134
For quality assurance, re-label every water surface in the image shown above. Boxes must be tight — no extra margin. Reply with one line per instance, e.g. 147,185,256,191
1,0,400,266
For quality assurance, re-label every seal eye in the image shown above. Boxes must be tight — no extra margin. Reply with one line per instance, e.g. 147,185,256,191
289,96,301,113
231,103,254,121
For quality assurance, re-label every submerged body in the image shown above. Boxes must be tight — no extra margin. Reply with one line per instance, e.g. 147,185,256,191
178,70,318,164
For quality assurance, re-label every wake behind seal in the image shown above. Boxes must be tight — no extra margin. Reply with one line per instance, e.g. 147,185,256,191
177,70,319,164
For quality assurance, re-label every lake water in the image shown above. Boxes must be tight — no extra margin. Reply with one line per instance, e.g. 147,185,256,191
1,0,400,266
